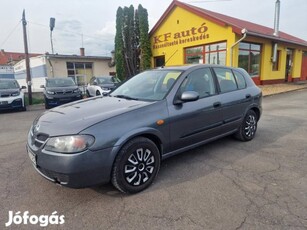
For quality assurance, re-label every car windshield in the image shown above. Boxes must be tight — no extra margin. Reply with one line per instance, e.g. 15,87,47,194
97,76,121,84
0,79,19,89
46,78,76,87
110,70,182,101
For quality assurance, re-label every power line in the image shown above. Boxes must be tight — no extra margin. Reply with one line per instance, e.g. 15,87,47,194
0,20,21,48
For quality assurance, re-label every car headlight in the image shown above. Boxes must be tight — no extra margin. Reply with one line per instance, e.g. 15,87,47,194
44,135,95,153
47,90,55,95
11,91,20,96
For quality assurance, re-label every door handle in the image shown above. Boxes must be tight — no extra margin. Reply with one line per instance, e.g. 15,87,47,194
213,102,221,108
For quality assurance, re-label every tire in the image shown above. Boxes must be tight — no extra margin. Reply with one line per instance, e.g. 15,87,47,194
21,98,26,111
111,137,161,194
235,110,258,141
86,90,90,97
21,104,26,111
96,90,101,96
44,98,50,109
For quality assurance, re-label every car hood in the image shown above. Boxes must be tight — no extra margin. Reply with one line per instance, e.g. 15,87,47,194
98,83,115,88
35,96,155,136
0,89,20,96
45,86,78,91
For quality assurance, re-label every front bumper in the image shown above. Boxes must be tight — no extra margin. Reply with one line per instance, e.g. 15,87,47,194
27,132,116,188
0,96,24,110
45,94,82,107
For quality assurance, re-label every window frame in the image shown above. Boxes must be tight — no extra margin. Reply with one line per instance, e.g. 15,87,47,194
184,41,227,65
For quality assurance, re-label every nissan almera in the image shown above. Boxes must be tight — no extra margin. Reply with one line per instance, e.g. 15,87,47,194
27,65,262,193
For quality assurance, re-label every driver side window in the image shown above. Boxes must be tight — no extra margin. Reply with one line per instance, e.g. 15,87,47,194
179,68,216,98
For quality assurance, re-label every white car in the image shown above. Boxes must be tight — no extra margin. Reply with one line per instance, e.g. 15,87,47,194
86,76,121,97
0,78,26,111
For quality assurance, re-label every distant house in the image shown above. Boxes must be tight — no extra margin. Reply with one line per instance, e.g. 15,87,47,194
14,49,116,92
0,49,41,79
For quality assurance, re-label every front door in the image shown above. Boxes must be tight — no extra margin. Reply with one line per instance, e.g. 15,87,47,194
285,49,293,82
168,68,223,151
154,56,165,67
300,52,307,81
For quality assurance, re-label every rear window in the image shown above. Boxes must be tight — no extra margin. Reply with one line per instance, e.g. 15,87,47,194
233,70,247,89
213,68,237,93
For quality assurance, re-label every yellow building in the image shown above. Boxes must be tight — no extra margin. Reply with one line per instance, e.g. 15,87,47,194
150,0,307,85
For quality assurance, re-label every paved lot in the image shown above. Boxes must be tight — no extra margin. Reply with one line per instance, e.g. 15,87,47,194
0,89,307,230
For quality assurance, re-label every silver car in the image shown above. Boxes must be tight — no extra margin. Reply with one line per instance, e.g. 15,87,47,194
27,65,262,193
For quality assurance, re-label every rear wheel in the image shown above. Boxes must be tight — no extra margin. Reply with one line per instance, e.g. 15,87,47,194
96,90,101,96
86,90,90,97
111,137,160,193
235,110,258,141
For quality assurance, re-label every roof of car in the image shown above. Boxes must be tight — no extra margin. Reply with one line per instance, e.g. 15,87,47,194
0,78,17,81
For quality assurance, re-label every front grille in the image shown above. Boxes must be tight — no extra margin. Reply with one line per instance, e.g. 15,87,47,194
30,129,49,148
55,90,73,95
0,92,19,97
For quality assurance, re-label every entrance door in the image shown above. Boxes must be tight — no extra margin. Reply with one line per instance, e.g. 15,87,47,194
285,49,293,82
154,56,165,67
300,52,307,81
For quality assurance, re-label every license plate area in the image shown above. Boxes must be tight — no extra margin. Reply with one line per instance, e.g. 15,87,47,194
28,147,37,165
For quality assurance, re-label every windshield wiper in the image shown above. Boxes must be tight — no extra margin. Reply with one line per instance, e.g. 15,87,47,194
113,95,138,100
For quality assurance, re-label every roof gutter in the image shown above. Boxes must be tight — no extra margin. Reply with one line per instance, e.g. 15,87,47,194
230,28,247,67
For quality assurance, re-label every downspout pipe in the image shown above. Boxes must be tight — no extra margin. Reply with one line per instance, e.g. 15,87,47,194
272,0,280,63
230,28,247,67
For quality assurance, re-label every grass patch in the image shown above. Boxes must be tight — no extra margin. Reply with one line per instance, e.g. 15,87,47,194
25,96,44,106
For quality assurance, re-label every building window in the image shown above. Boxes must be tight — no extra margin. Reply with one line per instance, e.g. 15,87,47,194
238,42,261,77
184,42,226,65
66,62,93,86
205,42,226,65
185,46,204,64
272,50,280,71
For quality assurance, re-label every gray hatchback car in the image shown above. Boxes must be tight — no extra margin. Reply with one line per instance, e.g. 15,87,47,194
27,65,262,193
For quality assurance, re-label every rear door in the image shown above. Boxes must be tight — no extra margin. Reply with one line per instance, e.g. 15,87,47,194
168,67,223,151
213,67,251,132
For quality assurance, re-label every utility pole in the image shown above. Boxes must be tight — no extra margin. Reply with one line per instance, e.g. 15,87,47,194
22,10,32,105
50,17,55,54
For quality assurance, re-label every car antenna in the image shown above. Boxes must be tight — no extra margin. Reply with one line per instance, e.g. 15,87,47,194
162,49,178,68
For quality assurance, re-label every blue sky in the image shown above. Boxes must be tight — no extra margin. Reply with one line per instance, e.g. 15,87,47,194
1,0,306,56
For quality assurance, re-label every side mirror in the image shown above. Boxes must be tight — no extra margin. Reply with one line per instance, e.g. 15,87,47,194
21,86,26,90
174,91,199,105
93,81,98,85
40,85,45,88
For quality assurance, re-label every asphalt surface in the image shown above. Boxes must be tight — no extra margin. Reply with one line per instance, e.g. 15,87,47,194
0,89,307,230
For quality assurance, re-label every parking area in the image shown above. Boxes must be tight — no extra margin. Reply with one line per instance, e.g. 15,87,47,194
0,89,307,229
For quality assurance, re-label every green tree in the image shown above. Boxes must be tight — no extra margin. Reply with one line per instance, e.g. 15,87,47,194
115,4,151,80
138,4,152,71
114,7,125,80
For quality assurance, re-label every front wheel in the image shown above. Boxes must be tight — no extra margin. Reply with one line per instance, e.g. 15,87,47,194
111,137,160,193
235,110,258,141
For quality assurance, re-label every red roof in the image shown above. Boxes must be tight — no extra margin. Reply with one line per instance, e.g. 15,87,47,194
150,0,307,47
0,50,41,65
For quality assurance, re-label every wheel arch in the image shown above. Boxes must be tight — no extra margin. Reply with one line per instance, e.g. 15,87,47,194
250,106,261,121
113,128,164,159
